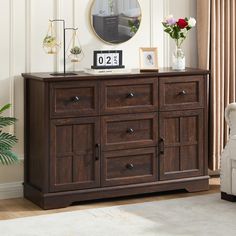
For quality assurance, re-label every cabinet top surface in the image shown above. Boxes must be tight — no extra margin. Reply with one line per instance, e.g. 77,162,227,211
22,68,210,82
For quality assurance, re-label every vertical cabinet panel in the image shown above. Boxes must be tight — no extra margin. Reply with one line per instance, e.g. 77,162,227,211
50,117,100,192
159,110,204,180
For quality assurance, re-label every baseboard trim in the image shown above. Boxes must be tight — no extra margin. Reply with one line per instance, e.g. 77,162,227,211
0,181,23,200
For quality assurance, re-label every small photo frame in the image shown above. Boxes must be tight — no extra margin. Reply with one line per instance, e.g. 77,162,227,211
139,47,159,72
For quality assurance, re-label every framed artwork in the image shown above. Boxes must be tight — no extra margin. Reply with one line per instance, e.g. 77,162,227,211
139,47,159,72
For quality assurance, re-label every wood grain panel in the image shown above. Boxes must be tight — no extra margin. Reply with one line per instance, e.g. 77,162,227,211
102,148,157,187
101,78,158,114
159,76,204,111
50,117,100,192
102,113,157,151
159,110,204,180
50,81,99,118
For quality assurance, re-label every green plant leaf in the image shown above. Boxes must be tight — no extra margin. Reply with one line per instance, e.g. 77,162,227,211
0,104,11,114
0,150,18,165
0,117,17,129
0,132,17,151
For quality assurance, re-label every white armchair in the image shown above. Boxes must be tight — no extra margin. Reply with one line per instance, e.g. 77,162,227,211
221,103,236,201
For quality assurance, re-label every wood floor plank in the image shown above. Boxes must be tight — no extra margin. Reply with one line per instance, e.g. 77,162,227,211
0,178,220,220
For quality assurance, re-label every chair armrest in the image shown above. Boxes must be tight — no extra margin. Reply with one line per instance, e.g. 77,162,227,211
225,103,236,126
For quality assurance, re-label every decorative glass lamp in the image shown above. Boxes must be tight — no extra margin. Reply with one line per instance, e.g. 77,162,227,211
43,21,60,54
67,29,84,63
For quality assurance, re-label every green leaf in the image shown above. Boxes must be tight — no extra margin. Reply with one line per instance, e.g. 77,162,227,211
0,104,11,115
0,150,18,165
0,117,17,129
164,29,171,34
0,132,17,151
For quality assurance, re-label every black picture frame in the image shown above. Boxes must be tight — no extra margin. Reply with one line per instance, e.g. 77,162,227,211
91,50,125,69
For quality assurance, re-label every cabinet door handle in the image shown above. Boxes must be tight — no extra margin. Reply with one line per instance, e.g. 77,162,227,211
95,144,100,161
159,138,165,155
72,96,80,102
127,93,135,98
179,90,187,96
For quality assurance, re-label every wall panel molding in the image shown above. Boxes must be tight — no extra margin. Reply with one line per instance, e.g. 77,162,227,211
25,0,31,73
9,0,15,132
163,0,170,67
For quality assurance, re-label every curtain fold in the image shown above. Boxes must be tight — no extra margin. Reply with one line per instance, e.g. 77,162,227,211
197,0,236,170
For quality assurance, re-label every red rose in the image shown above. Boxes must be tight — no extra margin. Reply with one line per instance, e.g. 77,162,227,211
177,19,188,29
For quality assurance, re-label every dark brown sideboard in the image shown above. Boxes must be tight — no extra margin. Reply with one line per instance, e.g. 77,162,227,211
22,68,210,209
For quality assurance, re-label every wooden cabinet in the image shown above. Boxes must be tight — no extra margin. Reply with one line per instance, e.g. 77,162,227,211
159,110,204,180
50,117,100,192
23,68,209,209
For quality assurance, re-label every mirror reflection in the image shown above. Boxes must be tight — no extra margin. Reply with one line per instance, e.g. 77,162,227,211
91,0,142,44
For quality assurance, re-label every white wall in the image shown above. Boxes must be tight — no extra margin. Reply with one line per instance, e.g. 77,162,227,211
0,0,197,199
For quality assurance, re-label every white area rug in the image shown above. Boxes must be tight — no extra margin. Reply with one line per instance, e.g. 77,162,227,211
1,193,236,236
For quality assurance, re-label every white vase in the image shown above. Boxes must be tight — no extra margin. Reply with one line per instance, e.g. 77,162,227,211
172,46,185,71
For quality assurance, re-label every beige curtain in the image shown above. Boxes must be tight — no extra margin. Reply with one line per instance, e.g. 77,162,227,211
197,0,236,170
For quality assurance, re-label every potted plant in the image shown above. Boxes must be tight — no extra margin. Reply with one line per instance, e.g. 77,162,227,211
128,19,140,36
70,46,82,63
43,35,58,54
162,15,196,70
0,104,18,165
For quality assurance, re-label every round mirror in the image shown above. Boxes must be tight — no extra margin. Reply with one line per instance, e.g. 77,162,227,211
91,0,142,44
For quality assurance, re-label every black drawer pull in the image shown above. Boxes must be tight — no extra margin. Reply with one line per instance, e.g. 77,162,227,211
72,96,80,102
179,90,187,96
127,93,135,98
126,163,134,170
127,128,134,134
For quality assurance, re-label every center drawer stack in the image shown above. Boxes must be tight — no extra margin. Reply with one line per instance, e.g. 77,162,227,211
100,78,158,186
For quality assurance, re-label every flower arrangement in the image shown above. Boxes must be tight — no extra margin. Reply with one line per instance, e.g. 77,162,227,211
162,15,196,70
162,15,196,47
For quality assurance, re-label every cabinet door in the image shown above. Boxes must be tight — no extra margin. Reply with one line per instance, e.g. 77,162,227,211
50,117,100,192
159,110,204,180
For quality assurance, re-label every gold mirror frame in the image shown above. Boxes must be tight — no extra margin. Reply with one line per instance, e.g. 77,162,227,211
90,0,142,45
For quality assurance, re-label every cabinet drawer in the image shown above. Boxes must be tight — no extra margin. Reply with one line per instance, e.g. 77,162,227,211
102,148,157,187
50,81,99,118
102,113,157,151
101,78,158,114
159,76,204,111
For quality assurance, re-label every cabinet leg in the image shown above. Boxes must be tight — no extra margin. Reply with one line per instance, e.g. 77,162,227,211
185,179,209,193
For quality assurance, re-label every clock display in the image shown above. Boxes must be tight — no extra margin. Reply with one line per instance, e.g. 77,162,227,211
92,50,124,69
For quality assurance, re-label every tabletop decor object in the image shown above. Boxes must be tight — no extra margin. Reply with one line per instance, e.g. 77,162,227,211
0,104,18,165
91,50,124,69
67,29,84,63
139,47,159,72
162,15,196,71
43,19,83,76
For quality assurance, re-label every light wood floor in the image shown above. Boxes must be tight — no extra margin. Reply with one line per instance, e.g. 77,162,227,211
0,178,220,220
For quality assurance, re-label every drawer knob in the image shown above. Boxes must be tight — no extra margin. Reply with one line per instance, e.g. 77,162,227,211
72,96,80,102
127,93,135,98
179,90,187,96
126,163,134,170
127,128,134,134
